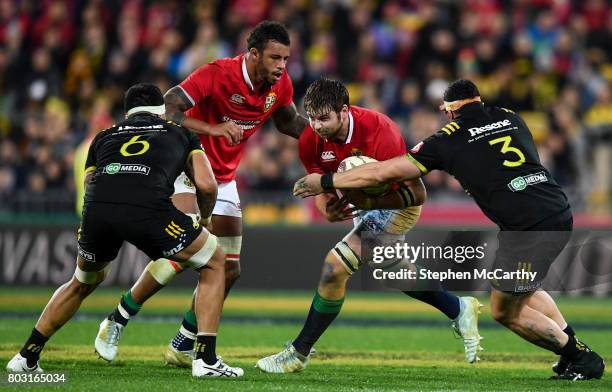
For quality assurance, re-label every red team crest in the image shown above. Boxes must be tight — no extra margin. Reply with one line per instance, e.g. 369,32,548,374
264,92,277,113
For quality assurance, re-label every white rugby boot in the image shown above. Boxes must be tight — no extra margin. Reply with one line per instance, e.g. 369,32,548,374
192,357,244,378
163,344,194,368
256,343,309,373
452,296,483,363
6,353,43,373
94,318,124,362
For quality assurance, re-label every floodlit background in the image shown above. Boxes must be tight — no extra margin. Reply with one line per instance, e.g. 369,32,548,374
0,1,610,389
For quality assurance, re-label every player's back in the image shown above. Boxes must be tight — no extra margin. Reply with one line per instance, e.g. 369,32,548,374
84,114,201,209
412,104,570,229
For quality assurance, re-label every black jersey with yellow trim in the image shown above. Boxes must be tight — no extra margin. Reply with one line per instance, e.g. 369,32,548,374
406,103,570,230
84,113,203,209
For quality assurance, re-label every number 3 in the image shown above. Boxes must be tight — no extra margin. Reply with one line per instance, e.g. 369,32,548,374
120,135,150,156
489,135,525,167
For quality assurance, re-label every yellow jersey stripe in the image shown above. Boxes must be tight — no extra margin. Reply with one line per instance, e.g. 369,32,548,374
167,226,182,236
170,221,185,233
165,228,177,238
441,127,451,135
84,166,96,174
443,125,454,134
405,153,428,174
449,122,460,130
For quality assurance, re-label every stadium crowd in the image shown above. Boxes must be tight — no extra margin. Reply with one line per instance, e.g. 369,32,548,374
0,0,610,219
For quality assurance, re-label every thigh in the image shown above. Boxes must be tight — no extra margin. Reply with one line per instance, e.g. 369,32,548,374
78,203,124,264
120,205,203,262
212,181,242,219
492,229,572,294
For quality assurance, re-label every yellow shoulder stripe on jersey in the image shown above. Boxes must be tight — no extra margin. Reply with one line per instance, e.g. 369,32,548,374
405,153,428,174
84,166,96,174
501,108,515,114
441,126,452,135
449,122,460,130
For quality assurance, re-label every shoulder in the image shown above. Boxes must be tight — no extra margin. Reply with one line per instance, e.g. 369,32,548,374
439,120,462,136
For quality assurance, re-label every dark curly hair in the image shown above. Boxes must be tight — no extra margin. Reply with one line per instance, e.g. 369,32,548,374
443,79,480,102
247,20,290,53
303,78,349,116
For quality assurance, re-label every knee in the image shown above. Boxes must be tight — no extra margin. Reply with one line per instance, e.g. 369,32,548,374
225,261,241,284
68,277,98,298
319,254,349,287
491,303,518,327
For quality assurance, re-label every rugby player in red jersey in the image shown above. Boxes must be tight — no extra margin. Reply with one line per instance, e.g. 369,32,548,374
94,21,308,365
256,79,482,373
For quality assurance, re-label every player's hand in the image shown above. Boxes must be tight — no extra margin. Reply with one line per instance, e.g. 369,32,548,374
343,190,375,210
324,194,356,222
209,121,243,145
293,174,323,198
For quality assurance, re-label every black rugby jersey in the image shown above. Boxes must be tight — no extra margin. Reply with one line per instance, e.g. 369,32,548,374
407,103,570,230
84,113,203,209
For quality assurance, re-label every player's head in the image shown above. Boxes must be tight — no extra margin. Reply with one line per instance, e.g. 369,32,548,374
124,83,165,118
247,20,290,85
304,78,350,139
440,79,481,119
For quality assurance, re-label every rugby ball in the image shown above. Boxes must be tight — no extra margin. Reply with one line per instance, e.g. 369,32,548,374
337,155,390,196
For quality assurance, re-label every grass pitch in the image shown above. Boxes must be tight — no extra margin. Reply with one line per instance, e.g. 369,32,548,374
0,288,610,391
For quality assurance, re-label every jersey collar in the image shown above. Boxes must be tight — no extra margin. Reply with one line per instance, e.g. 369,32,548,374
345,110,354,144
242,55,254,91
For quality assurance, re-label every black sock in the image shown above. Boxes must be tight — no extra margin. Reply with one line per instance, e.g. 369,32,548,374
558,333,588,359
403,290,460,320
19,328,49,368
292,292,344,357
563,324,575,337
195,334,217,365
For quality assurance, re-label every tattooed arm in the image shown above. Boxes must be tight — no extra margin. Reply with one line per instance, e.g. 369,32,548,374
272,102,308,139
164,86,243,145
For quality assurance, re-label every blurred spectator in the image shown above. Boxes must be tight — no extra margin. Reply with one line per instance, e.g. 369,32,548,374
0,0,610,219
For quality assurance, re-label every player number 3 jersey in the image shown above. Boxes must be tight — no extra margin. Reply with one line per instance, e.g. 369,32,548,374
406,104,570,230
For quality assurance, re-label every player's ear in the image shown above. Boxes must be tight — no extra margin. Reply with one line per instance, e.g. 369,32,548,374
339,104,348,118
249,47,260,59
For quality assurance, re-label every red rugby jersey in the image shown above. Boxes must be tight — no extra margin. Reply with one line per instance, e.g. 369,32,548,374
299,106,406,174
179,54,293,182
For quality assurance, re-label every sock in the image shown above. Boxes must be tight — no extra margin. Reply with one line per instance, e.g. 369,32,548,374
108,290,142,326
19,328,49,368
171,309,197,351
563,324,575,337
558,333,588,359
404,290,460,320
292,292,344,357
195,334,217,365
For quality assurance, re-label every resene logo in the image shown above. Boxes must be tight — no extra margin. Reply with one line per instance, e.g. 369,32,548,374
508,171,548,192
103,163,150,175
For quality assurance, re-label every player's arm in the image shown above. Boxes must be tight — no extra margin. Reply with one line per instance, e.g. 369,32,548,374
271,102,308,139
164,86,243,145
185,150,218,222
294,155,422,197
346,178,426,210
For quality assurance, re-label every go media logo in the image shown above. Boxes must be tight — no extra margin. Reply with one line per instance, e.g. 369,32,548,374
103,163,150,175
508,171,548,192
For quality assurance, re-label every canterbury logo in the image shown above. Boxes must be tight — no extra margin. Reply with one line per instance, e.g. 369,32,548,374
321,151,336,161
164,221,185,239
